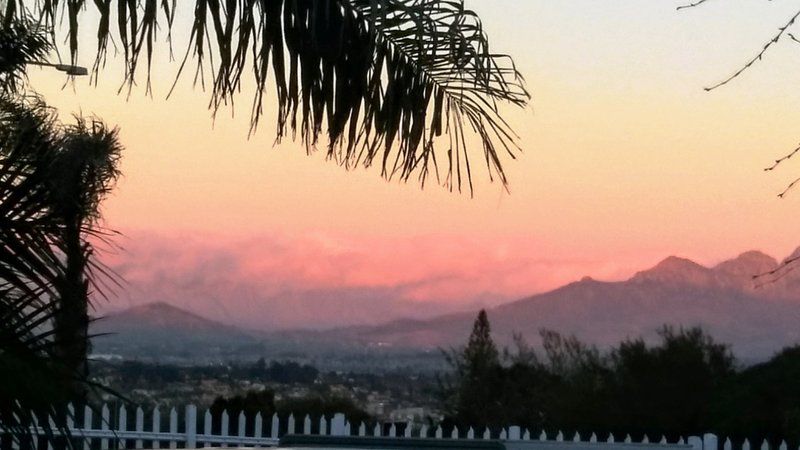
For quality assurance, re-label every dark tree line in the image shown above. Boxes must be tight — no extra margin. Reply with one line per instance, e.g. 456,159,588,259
440,310,800,449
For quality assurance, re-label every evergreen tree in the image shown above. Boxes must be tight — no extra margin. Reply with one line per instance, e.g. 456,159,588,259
443,310,505,430
463,310,500,373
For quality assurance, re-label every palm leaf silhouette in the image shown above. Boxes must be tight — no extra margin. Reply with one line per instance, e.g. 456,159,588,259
0,93,122,448
16,0,529,192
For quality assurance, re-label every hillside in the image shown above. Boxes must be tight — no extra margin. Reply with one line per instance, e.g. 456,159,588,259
284,250,800,360
93,250,800,362
91,302,259,362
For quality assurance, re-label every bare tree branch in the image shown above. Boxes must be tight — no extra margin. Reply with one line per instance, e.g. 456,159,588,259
676,0,714,12
704,8,800,91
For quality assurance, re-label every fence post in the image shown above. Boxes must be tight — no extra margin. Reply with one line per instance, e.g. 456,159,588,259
118,405,127,449
704,434,718,450
330,414,346,436
100,404,109,450
508,427,521,441
83,405,92,450
689,436,703,450
185,405,197,449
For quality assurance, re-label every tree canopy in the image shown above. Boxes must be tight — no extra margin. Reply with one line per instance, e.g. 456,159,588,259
7,0,530,193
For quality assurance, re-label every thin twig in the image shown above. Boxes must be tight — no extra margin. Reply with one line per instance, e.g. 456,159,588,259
705,8,800,91
753,255,800,289
778,176,800,198
765,143,800,171
676,0,713,11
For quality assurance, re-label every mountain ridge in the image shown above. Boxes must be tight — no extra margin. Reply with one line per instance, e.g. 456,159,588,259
93,248,800,361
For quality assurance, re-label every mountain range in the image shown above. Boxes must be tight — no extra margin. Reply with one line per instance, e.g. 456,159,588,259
91,249,800,362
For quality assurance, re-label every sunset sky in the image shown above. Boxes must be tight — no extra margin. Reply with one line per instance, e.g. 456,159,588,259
26,1,800,328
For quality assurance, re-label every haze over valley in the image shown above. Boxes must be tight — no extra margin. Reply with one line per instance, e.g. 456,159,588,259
93,247,800,365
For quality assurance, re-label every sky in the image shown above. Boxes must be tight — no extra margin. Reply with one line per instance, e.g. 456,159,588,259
25,0,800,328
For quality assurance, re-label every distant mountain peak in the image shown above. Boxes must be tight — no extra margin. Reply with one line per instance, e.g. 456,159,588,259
653,255,705,271
104,301,230,331
714,251,778,278
632,256,714,285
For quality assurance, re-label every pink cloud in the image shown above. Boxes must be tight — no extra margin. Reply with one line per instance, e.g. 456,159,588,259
96,229,648,330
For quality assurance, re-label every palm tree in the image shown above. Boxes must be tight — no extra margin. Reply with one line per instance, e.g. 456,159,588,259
0,0,527,443
10,0,529,193
47,115,122,400
0,93,67,449
0,14,50,93
0,45,121,447
0,91,122,447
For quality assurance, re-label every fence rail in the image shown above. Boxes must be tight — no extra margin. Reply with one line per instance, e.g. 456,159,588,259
5,403,768,450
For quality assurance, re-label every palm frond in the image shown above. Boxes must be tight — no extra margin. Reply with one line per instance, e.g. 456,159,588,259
0,93,122,447
0,15,51,93
16,0,529,192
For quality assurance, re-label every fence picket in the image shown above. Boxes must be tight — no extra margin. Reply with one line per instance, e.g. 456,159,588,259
287,414,295,436
152,407,161,450
524,430,531,441
467,428,475,439
590,433,597,443
451,426,459,439
743,439,751,450
329,414,343,436
540,430,548,441
625,434,632,444
204,410,212,448
303,415,311,435
238,411,247,440
169,408,178,449
500,429,508,440
100,404,109,450
573,432,581,442
389,424,396,438
661,436,668,445
186,405,197,449
435,426,442,439
724,438,732,450
271,413,279,439
556,431,564,442
118,405,127,449
358,422,366,437
643,435,649,444
66,404,74,430
373,423,381,437
781,441,788,450
608,434,615,443
405,421,412,438
762,440,770,450
221,410,230,448
420,424,429,439
135,407,144,449
47,415,55,450
255,412,264,447
319,416,327,436
82,405,92,450
484,428,491,440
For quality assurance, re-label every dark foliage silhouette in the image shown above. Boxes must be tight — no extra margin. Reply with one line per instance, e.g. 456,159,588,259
0,50,121,447
441,311,800,447
7,0,529,192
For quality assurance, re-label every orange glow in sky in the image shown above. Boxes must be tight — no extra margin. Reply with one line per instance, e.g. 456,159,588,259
27,1,800,326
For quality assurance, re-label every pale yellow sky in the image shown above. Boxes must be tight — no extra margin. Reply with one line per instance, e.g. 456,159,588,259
25,0,800,313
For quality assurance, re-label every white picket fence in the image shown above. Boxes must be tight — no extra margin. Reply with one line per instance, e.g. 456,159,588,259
11,403,780,450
